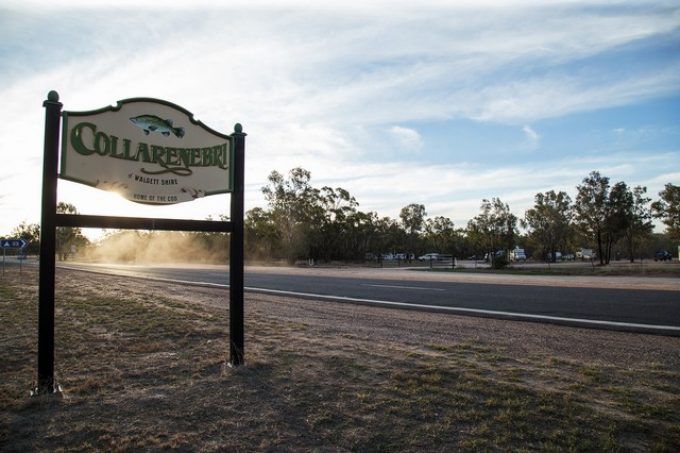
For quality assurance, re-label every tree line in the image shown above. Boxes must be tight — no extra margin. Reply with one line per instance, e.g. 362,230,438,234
245,168,678,266
3,169,678,265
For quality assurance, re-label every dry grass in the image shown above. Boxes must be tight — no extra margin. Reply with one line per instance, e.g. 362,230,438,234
1,266,679,451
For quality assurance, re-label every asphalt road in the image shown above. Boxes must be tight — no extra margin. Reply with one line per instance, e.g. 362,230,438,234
49,262,680,336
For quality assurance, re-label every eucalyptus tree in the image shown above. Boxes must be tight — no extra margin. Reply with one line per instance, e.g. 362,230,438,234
574,171,611,265
652,183,680,242
55,202,89,261
467,198,517,266
313,186,359,261
244,207,280,260
399,203,427,235
260,168,373,262
619,185,653,262
423,216,457,255
400,203,427,256
262,168,321,262
523,190,573,262
605,182,638,263
342,210,381,261
9,221,41,255
574,172,652,264
377,215,408,257
604,182,653,262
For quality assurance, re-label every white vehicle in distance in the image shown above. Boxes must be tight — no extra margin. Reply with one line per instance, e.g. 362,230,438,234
576,248,595,260
418,253,441,261
509,247,526,262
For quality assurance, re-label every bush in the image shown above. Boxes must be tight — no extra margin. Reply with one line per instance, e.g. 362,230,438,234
492,253,508,269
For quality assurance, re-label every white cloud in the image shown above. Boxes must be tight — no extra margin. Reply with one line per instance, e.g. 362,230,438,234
388,126,423,152
468,66,680,124
523,125,539,141
522,125,540,149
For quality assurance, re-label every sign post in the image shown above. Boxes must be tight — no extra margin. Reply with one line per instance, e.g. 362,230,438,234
38,91,61,394
36,91,245,395
229,124,246,365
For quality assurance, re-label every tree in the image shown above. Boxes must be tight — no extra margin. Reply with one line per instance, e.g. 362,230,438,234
523,190,572,262
423,216,457,255
9,221,41,255
467,198,517,267
652,183,680,242
341,210,381,261
55,202,89,260
244,207,279,260
399,204,427,236
262,168,321,262
621,185,653,262
605,182,634,263
573,172,650,264
313,186,360,261
374,215,407,258
400,203,426,257
574,171,610,265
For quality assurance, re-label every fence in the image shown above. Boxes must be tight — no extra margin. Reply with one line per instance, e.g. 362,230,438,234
425,255,456,270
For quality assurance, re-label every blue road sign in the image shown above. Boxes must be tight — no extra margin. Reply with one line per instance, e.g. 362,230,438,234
0,238,28,248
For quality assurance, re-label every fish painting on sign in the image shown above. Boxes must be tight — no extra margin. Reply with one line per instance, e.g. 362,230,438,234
129,115,185,138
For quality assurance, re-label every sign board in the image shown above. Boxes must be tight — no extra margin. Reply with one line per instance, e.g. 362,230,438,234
60,98,234,204
1,239,28,248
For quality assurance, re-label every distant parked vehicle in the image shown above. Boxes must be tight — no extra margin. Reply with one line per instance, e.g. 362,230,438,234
576,248,595,260
484,250,506,262
509,247,526,262
654,251,672,261
418,253,441,261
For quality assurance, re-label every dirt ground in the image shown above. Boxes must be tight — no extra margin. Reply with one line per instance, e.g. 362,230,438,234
1,267,679,451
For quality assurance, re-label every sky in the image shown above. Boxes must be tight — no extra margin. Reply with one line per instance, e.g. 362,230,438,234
1,0,679,239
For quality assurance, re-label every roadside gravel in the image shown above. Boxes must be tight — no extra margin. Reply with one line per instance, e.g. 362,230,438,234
118,270,680,369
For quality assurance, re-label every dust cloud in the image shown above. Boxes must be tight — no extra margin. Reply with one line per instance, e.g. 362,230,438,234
79,231,228,264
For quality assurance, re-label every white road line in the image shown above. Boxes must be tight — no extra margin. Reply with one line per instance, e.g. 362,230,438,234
57,265,680,334
362,284,445,291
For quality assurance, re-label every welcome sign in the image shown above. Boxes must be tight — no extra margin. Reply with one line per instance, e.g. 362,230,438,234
60,98,233,204
37,91,246,394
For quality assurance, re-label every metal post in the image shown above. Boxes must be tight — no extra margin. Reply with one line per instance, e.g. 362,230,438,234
37,90,62,394
229,124,246,366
